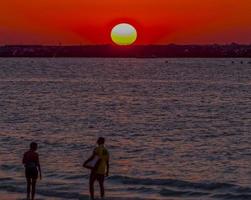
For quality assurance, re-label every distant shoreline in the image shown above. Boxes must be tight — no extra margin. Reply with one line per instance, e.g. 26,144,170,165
0,44,251,58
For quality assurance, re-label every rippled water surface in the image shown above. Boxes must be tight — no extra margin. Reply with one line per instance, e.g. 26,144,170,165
0,58,251,200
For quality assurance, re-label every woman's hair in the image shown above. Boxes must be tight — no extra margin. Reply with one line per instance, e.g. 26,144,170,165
30,142,38,150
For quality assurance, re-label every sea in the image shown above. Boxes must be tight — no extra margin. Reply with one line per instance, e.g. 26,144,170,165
0,58,250,200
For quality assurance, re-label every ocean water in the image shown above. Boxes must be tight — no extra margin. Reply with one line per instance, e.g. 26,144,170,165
0,58,250,200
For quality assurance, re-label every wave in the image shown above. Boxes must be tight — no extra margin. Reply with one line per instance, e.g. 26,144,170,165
1,176,250,200
0,164,23,171
64,174,88,180
109,175,251,199
160,188,209,197
0,183,87,200
109,175,235,190
212,193,251,200
0,184,155,200
0,177,13,181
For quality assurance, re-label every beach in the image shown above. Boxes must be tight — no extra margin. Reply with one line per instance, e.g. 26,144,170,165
0,58,250,200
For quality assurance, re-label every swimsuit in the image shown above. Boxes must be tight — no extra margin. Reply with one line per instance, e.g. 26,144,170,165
23,151,39,179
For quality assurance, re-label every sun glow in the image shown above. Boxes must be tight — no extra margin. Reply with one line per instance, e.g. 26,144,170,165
111,23,137,46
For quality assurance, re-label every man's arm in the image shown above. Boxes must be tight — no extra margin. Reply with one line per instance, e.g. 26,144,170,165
106,156,110,177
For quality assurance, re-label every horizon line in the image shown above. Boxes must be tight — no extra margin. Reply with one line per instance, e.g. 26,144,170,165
1,43,251,47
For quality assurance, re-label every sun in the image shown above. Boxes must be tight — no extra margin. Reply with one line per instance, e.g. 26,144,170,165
111,23,137,46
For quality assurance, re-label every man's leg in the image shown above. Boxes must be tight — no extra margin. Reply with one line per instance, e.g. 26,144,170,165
26,178,31,200
97,175,105,198
31,178,37,200
89,172,96,200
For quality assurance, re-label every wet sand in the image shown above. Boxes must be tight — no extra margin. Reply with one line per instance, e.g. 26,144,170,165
0,191,71,200
0,191,161,200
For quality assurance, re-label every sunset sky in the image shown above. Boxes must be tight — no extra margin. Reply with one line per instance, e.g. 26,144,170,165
0,0,250,45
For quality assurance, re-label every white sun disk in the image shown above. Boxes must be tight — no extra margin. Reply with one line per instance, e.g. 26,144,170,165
112,24,134,35
111,23,137,45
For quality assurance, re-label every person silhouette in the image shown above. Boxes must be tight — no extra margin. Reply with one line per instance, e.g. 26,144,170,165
83,137,109,200
22,142,42,200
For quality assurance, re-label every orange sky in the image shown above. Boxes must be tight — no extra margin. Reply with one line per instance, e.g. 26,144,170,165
0,0,250,45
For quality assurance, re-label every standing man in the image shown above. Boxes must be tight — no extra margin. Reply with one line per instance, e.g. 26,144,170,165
23,142,42,200
84,137,109,200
